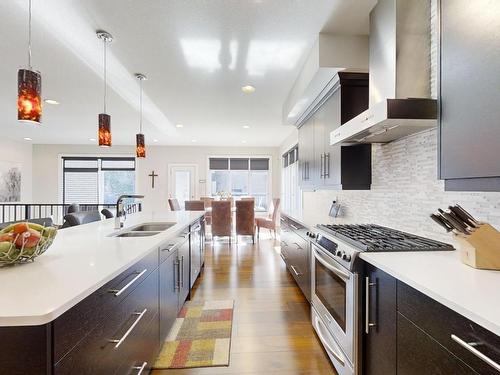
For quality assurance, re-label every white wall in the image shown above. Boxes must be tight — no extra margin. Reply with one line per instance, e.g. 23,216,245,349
32,144,280,211
0,138,33,202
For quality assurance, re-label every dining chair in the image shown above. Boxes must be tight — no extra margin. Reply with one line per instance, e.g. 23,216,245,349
236,200,255,244
168,198,181,211
66,203,80,214
255,198,281,238
62,211,101,228
101,208,114,219
200,196,214,208
241,197,255,201
185,200,205,211
211,200,232,243
200,197,215,225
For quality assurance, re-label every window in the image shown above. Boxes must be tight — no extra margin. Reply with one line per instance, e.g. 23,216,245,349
281,146,301,217
62,157,135,204
208,156,271,210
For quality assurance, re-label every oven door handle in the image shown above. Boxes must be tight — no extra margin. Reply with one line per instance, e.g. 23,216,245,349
313,314,346,366
313,247,350,280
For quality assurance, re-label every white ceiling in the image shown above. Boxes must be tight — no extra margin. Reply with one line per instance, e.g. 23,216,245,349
0,0,374,147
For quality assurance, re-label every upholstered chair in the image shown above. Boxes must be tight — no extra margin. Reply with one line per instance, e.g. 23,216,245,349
66,203,80,214
200,196,214,208
211,200,232,243
62,211,101,228
185,200,205,211
255,198,281,238
101,208,114,219
236,200,255,243
168,198,181,211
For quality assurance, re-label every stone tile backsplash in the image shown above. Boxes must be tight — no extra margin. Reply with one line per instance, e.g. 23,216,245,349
302,128,500,245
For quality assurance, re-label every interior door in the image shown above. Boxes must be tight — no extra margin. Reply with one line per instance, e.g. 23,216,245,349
169,165,196,208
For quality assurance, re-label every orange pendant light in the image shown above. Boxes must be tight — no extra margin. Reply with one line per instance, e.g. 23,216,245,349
97,30,113,147
18,0,42,124
135,73,147,158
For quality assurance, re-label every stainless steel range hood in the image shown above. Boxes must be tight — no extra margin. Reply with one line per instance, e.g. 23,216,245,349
330,0,436,145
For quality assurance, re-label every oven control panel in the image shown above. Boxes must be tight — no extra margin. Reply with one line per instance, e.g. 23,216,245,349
313,230,360,271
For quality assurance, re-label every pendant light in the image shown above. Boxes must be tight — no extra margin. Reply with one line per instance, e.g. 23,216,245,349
18,0,42,124
96,30,113,147
135,73,147,158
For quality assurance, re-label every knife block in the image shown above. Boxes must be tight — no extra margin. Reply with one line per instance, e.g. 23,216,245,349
456,224,500,270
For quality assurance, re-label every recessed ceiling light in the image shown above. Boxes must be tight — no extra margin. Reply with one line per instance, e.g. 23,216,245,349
44,99,59,105
176,124,184,128
241,140,247,144
241,85,255,94
23,137,32,141
153,139,159,143
89,138,96,142
243,125,250,129
191,139,197,143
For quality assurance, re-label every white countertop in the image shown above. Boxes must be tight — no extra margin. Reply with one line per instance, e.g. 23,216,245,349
360,250,500,337
0,210,204,327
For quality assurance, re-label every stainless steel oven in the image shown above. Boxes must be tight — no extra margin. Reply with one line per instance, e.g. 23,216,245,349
311,239,360,375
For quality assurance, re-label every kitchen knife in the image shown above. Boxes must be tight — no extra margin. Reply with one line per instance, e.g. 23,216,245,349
448,206,478,229
438,209,470,235
454,204,479,225
430,213,453,232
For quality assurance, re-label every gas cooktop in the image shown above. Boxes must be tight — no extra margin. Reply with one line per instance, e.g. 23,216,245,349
316,224,455,252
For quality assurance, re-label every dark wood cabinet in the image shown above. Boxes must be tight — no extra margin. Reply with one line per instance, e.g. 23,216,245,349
279,215,311,302
160,250,180,342
0,217,204,375
397,312,477,375
362,263,500,375
178,235,190,307
297,72,371,191
439,0,500,191
363,263,397,375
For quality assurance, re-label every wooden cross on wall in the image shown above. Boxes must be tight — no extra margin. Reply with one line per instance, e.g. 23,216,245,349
148,170,158,189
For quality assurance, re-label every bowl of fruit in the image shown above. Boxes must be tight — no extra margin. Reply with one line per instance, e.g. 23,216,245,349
0,222,57,266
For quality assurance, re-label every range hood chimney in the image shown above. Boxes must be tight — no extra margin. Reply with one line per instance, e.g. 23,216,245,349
330,0,436,145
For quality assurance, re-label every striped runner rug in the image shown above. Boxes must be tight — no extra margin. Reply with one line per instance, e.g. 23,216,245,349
154,300,234,369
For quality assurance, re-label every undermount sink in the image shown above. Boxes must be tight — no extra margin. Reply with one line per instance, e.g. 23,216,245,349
129,222,176,232
114,231,161,238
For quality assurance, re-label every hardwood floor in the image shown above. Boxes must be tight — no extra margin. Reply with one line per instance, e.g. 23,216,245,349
152,235,337,375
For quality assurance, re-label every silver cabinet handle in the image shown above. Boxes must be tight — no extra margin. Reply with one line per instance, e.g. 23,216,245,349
162,243,176,252
365,277,377,334
290,265,301,276
280,252,287,261
325,153,330,178
314,314,345,366
174,258,180,291
132,362,148,375
109,308,147,348
293,242,303,250
451,334,500,372
108,269,147,297
180,256,184,288
290,224,300,230
320,153,325,178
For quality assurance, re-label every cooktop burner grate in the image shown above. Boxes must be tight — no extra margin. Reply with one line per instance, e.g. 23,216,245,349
317,224,454,252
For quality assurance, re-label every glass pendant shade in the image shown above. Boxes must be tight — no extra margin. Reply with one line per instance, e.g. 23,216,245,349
136,133,146,158
98,113,111,147
18,69,42,124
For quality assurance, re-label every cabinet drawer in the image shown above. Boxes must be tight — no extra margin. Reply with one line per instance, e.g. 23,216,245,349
54,249,159,362
160,228,188,263
397,313,478,375
116,312,160,375
398,282,500,375
54,269,159,375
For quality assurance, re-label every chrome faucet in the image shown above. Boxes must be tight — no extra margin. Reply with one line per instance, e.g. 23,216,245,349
115,194,145,229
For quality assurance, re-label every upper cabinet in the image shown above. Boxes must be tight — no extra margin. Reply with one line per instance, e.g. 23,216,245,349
439,0,500,191
298,73,372,191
